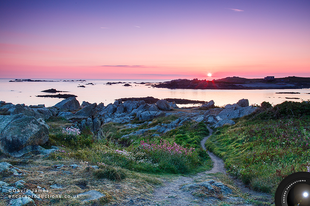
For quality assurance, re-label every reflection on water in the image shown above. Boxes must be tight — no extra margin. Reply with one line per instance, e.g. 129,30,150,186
0,79,309,107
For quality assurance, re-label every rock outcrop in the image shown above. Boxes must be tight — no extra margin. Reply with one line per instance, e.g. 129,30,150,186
206,99,257,128
8,197,35,206
137,111,163,121
0,97,258,155
54,97,80,112
156,100,172,111
201,100,215,109
0,114,49,157
76,190,106,203
75,103,97,117
237,98,249,107
181,180,232,195
0,102,53,120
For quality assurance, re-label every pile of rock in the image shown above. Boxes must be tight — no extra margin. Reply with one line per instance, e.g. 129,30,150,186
57,98,177,133
0,97,257,157
0,101,55,120
204,99,257,128
0,98,178,157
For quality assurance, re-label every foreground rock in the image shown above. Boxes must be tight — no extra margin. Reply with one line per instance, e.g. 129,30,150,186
0,114,49,157
75,102,97,117
76,190,106,203
203,99,257,128
201,100,215,109
54,97,257,133
54,97,80,112
9,197,35,206
137,111,163,121
237,98,249,107
0,102,53,120
181,180,232,195
156,100,173,111
0,162,22,176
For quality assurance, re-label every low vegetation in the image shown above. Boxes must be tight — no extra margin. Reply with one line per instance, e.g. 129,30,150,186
47,114,212,177
206,101,310,194
93,166,127,181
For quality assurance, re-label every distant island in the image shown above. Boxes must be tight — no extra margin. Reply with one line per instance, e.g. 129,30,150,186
9,79,86,82
116,96,206,104
36,94,77,98
41,88,67,93
37,88,76,99
153,76,310,90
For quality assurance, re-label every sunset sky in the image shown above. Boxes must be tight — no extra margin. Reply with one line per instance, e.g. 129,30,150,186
0,0,309,79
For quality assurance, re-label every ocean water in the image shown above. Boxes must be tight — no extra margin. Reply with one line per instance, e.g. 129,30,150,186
0,79,309,107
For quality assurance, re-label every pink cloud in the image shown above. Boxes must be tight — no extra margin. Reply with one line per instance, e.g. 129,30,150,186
230,8,244,12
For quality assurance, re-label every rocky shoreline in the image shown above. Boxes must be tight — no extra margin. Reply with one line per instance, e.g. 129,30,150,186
0,97,257,157
0,97,264,205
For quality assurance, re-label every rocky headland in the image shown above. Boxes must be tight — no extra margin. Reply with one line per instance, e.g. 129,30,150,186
154,76,310,89
0,97,274,205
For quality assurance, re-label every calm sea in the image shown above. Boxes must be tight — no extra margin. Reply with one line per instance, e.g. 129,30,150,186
0,79,309,107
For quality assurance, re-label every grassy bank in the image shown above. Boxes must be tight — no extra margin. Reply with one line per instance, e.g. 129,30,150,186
46,114,212,176
206,101,310,194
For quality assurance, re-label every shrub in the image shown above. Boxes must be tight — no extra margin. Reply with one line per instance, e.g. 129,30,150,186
62,127,81,136
261,101,272,110
93,166,126,181
256,101,310,120
137,139,196,174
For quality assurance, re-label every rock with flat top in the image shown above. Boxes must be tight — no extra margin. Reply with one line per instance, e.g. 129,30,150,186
9,197,35,206
76,190,105,203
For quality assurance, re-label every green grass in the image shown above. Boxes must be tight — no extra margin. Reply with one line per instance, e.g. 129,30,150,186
206,101,310,195
93,166,127,181
47,115,213,175
164,121,209,149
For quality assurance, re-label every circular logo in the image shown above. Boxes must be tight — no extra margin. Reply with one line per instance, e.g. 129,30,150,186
275,172,310,206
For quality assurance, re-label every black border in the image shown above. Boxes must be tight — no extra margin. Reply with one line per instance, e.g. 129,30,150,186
275,172,310,206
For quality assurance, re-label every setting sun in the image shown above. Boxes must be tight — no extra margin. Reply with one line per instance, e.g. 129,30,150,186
207,73,212,77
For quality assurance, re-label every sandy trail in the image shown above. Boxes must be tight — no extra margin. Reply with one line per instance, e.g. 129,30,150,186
201,126,226,175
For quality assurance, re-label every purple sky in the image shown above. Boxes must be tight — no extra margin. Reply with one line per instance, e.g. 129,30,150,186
0,0,309,79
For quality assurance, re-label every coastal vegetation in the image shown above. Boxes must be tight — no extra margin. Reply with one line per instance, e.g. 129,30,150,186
47,115,212,175
2,97,304,205
206,101,310,194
